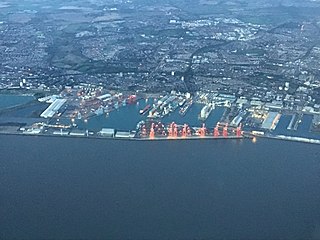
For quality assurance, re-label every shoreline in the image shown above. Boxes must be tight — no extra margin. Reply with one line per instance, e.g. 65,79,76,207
0,131,245,142
252,133,320,145
1,130,320,145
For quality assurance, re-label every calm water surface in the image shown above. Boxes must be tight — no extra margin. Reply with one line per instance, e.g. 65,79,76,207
0,95,34,110
0,135,320,239
76,99,225,131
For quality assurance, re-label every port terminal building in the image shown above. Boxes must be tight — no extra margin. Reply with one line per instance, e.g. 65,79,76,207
99,128,115,137
40,99,67,118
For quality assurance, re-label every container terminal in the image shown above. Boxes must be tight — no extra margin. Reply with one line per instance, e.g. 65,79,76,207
0,121,246,142
0,86,320,144
136,121,244,140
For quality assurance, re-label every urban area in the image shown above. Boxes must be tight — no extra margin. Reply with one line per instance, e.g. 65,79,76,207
0,0,320,144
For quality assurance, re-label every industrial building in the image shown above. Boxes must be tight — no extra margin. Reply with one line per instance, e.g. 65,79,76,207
99,128,115,137
40,99,67,118
230,115,243,127
69,130,86,137
115,131,131,138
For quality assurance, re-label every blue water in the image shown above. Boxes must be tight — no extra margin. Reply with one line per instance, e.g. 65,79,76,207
274,114,292,135
275,114,320,140
0,94,34,110
77,100,226,131
163,105,225,127
1,135,320,239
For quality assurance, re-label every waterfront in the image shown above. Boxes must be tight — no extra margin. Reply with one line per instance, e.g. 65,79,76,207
1,94,320,144
76,99,225,132
273,114,320,140
1,135,320,239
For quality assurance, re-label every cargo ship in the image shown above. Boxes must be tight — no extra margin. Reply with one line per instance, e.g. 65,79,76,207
198,103,215,121
179,99,186,107
169,102,179,112
163,107,170,116
140,104,151,115
95,106,104,116
179,99,193,116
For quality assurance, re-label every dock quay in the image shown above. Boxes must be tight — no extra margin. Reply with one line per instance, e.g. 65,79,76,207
287,113,303,131
273,135,320,145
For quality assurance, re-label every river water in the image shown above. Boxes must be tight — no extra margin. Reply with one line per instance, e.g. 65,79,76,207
1,135,320,239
